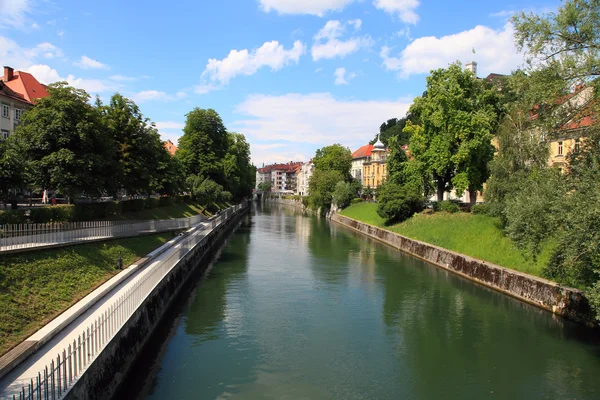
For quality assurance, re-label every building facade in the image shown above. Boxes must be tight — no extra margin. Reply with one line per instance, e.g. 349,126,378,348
362,139,388,189
256,162,303,193
163,139,178,155
351,144,373,182
295,161,314,196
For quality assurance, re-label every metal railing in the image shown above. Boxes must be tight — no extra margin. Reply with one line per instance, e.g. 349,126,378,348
0,214,207,252
11,203,244,400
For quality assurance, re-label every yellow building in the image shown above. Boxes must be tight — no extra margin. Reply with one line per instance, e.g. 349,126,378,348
362,138,388,189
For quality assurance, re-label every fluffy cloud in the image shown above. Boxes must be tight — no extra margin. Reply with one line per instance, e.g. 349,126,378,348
26,64,121,93
75,55,109,70
312,20,373,61
0,0,33,29
233,92,412,146
0,37,64,69
131,90,186,103
380,23,523,78
373,0,420,24
199,40,305,90
333,67,356,85
155,121,185,144
258,0,355,16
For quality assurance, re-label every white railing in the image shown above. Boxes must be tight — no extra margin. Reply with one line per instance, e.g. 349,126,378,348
10,203,244,400
0,214,207,252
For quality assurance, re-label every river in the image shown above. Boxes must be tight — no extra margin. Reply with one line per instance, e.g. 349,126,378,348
120,203,600,399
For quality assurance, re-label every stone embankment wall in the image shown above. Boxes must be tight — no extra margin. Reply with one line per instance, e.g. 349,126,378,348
331,213,596,327
64,205,249,400
264,197,316,214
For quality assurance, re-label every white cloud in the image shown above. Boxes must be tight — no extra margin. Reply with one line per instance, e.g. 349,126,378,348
373,0,420,24
75,55,109,70
109,75,135,82
395,26,411,39
57,30,64,37
490,9,516,18
155,121,184,130
0,36,62,70
333,67,356,85
258,0,355,16
131,90,186,103
199,40,305,90
315,67,323,73
26,64,61,84
348,19,362,30
380,23,523,78
0,0,33,29
312,20,373,61
155,121,185,144
233,92,412,146
27,64,122,93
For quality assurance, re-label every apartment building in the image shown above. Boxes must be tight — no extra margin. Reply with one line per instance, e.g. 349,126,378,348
256,161,303,192
362,138,388,189
295,161,314,196
351,144,373,182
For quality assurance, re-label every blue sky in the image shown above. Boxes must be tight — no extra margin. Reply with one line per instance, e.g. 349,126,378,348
0,0,558,165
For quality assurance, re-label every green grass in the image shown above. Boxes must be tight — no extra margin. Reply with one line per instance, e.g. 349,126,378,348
339,202,553,278
108,202,207,221
0,232,174,356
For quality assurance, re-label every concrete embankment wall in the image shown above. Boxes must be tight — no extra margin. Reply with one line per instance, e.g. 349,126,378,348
64,205,249,400
264,197,316,214
330,213,596,326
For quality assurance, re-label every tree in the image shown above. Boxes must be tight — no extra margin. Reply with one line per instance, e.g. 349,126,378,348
101,93,169,196
406,63,500,203
308,169,344,210
333,179,361,209
0,136,26,207
376,182,423,224
312,144,352,179
14,82,114,200
223,132,255,199
177,108,229,186
258,181,272,192
371,116,413,147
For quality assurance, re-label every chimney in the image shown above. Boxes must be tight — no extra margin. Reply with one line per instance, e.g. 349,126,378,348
465,61,477,77
3,66,14,82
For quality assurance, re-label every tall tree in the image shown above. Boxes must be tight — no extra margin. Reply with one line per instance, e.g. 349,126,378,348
0,136,26,207
371,116,413,147
312,144,352,179
177,108,229,186
14,82,114,200
101,93,168,196
406,63,499,203
223,132,255,199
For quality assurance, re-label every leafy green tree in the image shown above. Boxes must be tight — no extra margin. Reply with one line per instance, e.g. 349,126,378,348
192,177,224,207
308,169,344,210
101,93,169,196
0,136,26,207
177,108,229,185
14,82,114,201
376,182,423,224
258,181,272,192
312,144,352,179
371,117,413,147
407,63,500,203
223,132,254,199
154,149,185,196
333,179,361,209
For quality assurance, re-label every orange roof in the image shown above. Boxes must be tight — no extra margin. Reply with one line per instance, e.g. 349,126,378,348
0,81,32,105
257,162,303,174
2,70,50,103
352,144,373,159
163,139,178,155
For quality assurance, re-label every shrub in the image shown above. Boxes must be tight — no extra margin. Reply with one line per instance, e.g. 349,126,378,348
301,196,310,208
333,181,358,209
351,197,363,205
0,209,27,224
145,198,160,209
121,198,145,213
376,183,423,224
471,203,490,215
438,201,460,213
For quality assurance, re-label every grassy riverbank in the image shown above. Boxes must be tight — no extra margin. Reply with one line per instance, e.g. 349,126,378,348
339,202,552,277
0,232,174,356
107,202,207,221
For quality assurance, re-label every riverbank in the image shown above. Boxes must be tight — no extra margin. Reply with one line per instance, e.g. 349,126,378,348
331,211,594,326
0,232,175,356
339,202,552,277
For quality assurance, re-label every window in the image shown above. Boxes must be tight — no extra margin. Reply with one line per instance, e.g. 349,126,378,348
14,108,22,121
575,139,581,152
1,130,9,140
558,141,563,156
1,104,9,118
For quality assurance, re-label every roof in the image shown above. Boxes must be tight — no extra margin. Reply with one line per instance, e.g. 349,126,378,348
352,144,373,159
257,161,303,174
0,81,32,105
485,73,505,82
1,70,50,103
163,139,178,155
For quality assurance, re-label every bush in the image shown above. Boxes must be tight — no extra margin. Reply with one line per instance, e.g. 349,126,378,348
30,205,75,222
121,198,145,213
376,183,423,224
333,181,358,209
159,196,173,207
351,197,363,205
0,209,27,224
471,203,490,215
301,196,310,208
145,198,159,209
438,201,460,213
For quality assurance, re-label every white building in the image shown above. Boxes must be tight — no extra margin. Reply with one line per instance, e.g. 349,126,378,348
295,161,314,196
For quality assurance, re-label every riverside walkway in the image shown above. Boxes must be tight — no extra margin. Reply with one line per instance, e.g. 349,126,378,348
0,204,242,400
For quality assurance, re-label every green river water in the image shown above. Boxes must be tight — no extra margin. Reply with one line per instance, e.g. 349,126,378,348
122,203,600,400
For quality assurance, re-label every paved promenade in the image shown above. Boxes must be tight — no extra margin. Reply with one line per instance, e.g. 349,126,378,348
0,210,228,399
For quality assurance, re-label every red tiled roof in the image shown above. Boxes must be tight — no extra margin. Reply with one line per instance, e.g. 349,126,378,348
2,70,50,103
257,162,303,174
352,144,373,159
163,139,178,155
0,81,32,105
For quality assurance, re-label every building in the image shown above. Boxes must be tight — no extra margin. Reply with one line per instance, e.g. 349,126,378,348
1,66,50,140
256,161,303,192
351,144,373,182
163,139,178,155
295,161,314,196
362,138,388,189
0,81,31,140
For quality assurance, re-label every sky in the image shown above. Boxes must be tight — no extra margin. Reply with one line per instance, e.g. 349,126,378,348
0,0,558,166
